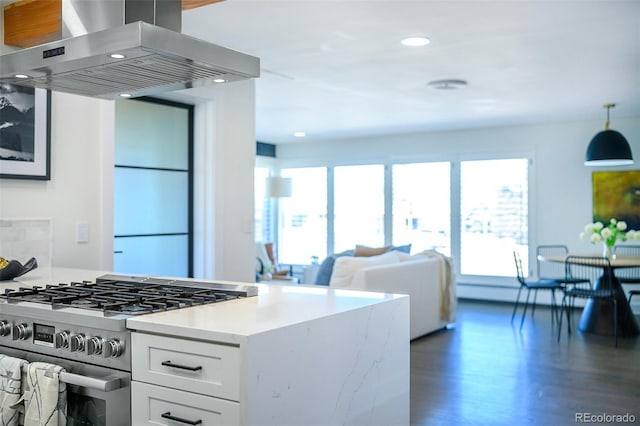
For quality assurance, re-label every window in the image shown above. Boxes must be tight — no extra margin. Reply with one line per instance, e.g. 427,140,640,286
260,155,531,281
392,162,451,255
279,167,328,264
460,158,528,276
334,165,385,253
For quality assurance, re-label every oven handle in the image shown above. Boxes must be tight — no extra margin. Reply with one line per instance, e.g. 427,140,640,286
59,371,123,392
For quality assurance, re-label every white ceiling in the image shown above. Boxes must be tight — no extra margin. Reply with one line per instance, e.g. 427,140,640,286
180,0,640,145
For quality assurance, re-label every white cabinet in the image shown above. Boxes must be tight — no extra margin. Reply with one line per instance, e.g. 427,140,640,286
131,381,240,425
127,287,410,426
132,333,239,400
131,332,241,425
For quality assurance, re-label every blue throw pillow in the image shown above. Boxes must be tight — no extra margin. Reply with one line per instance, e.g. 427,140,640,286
389,244,411,254
314,249,354,285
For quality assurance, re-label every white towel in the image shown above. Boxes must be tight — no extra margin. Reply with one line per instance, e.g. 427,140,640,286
0,354,26,426
20,362,67,426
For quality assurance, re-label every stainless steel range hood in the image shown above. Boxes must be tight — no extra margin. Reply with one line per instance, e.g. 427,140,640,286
0,0,260,100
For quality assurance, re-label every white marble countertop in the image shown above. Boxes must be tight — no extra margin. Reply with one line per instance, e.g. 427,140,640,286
127,284,405,344
1,267,407,345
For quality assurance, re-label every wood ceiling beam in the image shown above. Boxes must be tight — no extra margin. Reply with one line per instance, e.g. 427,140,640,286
2,0,223,48
182,0,224,11
3,0,62,48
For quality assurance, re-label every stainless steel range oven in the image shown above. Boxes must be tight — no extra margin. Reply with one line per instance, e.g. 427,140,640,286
0,275,257,426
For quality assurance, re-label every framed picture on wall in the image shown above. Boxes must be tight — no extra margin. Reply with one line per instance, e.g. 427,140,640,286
593,170,640,230
0,85,51,180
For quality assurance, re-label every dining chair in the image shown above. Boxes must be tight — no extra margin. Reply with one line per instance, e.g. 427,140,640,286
613,245,640,324
512,251,563,329
537,244,590,287
613,245,640,284
629,291,639,312
558,256,619,347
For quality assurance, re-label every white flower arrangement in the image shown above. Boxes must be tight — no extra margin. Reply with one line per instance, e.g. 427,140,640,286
579,218,640,248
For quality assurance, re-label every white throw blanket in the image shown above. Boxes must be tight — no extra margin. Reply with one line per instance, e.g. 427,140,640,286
0,354,26,426
19,362,67,426
418,250,457,323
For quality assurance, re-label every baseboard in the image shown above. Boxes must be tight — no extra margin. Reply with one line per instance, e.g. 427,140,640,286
456,282,583,307
457,282,640,313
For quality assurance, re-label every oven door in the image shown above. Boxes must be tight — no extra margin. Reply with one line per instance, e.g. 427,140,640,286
0,346,130,426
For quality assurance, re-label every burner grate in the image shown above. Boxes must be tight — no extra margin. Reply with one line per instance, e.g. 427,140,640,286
2,280,240,316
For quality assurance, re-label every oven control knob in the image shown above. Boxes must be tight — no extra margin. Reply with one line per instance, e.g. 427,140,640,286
0,320,11,336
70,333,86,352
54,331,70,349
103,338,124,358
86,336,104,356
12,323,31,341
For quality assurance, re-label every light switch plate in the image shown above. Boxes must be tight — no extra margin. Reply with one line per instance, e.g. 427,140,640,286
76,222,89,243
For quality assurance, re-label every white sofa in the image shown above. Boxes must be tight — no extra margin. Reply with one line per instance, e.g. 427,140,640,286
328,251,456,340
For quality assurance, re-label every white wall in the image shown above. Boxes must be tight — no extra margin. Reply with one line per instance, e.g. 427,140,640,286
1,13,113,270
213,81,257,282
0,93,114,270
1,80,256,283
276,115,640,301
192,81,257,282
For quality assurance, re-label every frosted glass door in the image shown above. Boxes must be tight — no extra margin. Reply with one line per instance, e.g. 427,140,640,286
114,99,192,277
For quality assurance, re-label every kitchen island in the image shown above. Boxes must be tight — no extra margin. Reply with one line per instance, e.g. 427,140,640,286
0,268,410,425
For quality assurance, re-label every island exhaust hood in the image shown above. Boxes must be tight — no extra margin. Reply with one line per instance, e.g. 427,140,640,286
0,0,260,100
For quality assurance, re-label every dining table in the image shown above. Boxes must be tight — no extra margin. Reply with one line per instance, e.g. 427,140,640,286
537,253,640,337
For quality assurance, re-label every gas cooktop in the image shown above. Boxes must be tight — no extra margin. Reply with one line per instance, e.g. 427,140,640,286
1,274,258,316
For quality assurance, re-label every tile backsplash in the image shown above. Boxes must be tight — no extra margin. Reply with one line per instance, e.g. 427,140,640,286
0,219,52,267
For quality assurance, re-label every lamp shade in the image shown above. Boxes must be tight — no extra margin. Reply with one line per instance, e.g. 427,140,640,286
266,176,292,198
585,129,633,166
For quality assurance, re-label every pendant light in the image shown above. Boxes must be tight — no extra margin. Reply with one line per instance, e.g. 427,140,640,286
585,104,633,166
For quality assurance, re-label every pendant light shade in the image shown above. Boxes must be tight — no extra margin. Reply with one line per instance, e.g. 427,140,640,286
585,104,633,166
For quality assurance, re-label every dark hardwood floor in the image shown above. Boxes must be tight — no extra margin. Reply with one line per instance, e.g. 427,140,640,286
410,300,640,425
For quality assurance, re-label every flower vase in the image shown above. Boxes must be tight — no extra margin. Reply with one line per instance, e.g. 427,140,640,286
603,244,616,260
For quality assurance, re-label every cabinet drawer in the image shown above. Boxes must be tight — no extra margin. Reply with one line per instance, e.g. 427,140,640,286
132,333,240,401
132,381,240,426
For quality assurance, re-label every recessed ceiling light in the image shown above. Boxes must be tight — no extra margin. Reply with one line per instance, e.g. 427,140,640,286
119,93,132,98
14,74,29,79
401,36,430,47
294,132,306,137
427,79,468,90
109,53,126,59
213,78,226,83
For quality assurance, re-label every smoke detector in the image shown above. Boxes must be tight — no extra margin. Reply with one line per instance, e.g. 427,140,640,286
427,79,468,90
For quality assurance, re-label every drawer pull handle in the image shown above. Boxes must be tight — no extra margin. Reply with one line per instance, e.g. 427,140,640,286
161,412,202,425
161,360,203,372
